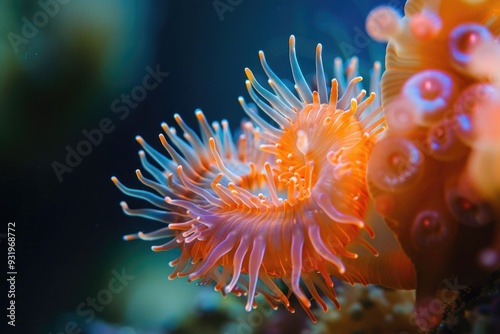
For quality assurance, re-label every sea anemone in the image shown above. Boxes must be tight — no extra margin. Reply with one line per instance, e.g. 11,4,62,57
112,36,392,321
366,0,500,330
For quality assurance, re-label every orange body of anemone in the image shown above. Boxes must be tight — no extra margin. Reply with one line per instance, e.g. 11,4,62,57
112,36,386,321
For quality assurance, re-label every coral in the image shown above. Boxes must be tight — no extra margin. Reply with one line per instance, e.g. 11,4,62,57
366,0,500,330
307,283,417,334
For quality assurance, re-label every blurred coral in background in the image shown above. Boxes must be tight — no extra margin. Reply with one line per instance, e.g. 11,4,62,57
366,0,500,331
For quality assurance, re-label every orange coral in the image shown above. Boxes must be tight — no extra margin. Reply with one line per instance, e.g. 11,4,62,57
366,0,500,330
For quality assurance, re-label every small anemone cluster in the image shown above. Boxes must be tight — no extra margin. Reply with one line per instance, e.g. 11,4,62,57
365,0,500,329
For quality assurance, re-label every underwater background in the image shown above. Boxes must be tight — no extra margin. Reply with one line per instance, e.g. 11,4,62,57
3,0,498,333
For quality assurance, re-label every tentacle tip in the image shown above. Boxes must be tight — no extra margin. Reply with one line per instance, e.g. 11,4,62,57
135,135,144,144
244,67,253,79
303,299,312,308
195,109,205,119
123,233,137,241
111,176,118,184
158,134,168,147
289,35,295,45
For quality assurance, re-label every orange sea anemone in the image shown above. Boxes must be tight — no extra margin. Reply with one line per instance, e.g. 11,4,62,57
366,0,500,330
112,36,396,321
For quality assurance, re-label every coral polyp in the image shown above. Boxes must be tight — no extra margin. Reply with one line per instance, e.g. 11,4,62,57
366,0,500,330
112,36,390,321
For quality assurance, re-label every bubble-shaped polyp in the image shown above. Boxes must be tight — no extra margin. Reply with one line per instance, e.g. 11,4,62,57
411,210,453,250
445,179,494,227
367,136,424,193
427,120,468,161
384,97,417,134
409,9,442,40
401,70,455,126
365,6,402,42
449,23,493,70
452,83,498,145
